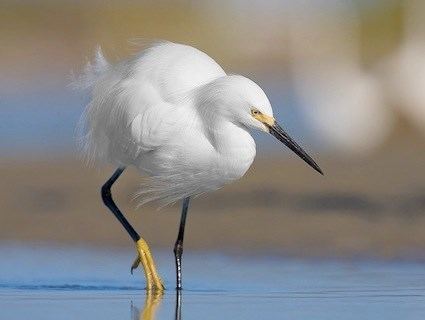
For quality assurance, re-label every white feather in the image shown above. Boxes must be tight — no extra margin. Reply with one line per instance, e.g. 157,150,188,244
75,41,277,206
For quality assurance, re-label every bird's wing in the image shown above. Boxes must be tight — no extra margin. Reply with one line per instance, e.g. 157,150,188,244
126,86,179,154
82,77,180,165
78,41,225,166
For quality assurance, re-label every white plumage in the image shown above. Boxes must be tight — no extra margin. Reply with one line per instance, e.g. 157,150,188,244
76,41,276,206
74,41,321,292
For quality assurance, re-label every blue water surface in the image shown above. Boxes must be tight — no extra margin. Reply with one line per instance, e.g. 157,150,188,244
0,244,424,320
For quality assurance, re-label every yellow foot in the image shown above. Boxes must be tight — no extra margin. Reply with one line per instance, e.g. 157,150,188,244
131,238,165,291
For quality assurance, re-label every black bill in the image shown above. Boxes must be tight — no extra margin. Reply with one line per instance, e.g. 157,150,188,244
268,123,323,175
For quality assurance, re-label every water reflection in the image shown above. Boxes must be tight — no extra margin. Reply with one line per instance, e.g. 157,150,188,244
174,291,182,320
131,291,182,320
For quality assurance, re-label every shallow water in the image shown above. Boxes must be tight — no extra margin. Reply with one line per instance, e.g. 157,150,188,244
1,244,425,320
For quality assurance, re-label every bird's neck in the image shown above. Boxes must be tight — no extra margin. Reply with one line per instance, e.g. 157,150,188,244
189,80,256,172
206,121,256,180
208,121,253,152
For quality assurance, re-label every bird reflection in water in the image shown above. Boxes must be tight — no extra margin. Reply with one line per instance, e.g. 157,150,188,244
131,291,182,320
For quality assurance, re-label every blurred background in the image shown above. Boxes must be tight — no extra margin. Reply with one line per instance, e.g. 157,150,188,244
1,0,425,260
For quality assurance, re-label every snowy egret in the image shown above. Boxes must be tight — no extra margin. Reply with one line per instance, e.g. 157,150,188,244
76,41,322,291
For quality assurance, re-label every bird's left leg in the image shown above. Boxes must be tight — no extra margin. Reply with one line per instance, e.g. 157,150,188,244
101,167,164,291
131,238,164,290
173,197,191,290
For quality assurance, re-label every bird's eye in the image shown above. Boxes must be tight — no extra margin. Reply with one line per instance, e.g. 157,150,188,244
251,109,261,116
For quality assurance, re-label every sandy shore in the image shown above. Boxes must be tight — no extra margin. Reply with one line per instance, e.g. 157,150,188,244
1,141,425,260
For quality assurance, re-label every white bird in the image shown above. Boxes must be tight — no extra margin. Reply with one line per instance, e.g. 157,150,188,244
76,41,322,291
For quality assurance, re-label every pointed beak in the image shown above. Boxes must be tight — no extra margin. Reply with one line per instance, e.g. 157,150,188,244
268,121,323,175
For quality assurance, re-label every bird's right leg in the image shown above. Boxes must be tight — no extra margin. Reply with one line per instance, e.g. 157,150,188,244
173,197,191,290
101,167,164,291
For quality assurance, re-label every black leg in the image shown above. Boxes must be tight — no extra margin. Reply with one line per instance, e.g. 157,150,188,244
173,197,191,290
101,167,140,243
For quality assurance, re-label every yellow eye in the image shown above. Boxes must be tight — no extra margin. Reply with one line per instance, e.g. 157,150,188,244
251,109,261,116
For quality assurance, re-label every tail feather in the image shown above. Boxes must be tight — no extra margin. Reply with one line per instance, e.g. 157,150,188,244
72,46,110,166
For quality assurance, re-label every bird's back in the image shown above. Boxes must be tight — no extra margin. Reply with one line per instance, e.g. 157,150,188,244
130,42,226,101
77,42,226,166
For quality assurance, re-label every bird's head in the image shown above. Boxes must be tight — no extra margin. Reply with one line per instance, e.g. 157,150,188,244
200,75,323,175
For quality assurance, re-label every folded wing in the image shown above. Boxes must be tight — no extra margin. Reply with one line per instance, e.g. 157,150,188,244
76,41,226,166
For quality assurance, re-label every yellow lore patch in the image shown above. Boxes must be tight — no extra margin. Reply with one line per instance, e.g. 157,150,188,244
252,112,275,127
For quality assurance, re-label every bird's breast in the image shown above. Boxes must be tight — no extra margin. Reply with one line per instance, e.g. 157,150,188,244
135,121,256,204
209,123,256,183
